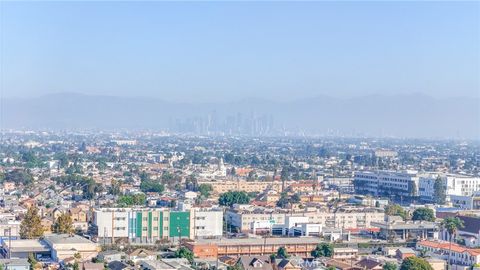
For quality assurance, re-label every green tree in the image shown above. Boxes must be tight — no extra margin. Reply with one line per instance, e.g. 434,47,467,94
276,192,301,208
385,204,408,220
277,247,288,258
4,169,34,186
276,193,290,208
175,247,194,263
412,208,435,222
227,265,242,270
198,184,213,198
82,178,103,199
20,206,44,239
247,170,257,181
311,243,333,258
383,262,398,270
117,194,146,206
53,213,74,234
140,179,164,193
21,151,43,168
28,253,37,270
218,191,250,207
441,217,465,267
433,177,446,205
291,193,301,203
109,179,122,196
399,257,433,270
269,254,276,263
326,267,336,270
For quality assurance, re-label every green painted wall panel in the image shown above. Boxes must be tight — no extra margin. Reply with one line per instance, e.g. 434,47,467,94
159,212,163,237
169,212,190,238
136,212,142,237
148,212,152,238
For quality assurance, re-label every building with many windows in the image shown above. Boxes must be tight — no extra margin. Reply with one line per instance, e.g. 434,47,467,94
226,205,384,233
419,174,480,203
354,170,420,199
93,208,223,244
417,240,480,266
197,180,282,195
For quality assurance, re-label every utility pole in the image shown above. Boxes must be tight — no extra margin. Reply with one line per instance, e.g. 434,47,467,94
177,226,181,247
8,227,11,259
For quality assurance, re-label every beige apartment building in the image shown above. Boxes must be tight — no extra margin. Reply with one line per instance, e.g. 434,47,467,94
226,206,385,232
198,180,283,194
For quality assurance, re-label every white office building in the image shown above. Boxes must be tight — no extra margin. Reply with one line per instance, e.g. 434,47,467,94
419,174,480,203
354,170,420,198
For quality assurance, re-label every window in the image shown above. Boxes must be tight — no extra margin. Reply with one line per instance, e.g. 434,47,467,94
143,227,148,231
143,217,148,221
164,227,169,230
153,217,158,221
153,227,158,230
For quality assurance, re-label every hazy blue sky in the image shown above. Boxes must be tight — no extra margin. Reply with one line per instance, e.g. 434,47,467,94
1,1,479,102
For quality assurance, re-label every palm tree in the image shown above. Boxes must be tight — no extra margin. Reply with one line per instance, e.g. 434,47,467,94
441,217,464,268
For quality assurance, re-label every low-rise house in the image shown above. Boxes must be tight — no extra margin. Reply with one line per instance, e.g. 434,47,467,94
354,258,384,270
237,256,273,270
425,258,446,270
139,259,193,270
128,249,157,263
82,262,104,270
69,208,88,222
333,248,358,260
276,259,302,270
73,221,88,233
395,248,416,260
97,250,126,263
108,261,132,270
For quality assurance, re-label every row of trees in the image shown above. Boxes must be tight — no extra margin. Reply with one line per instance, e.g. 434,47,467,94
385,204,435,222
20,206,75,239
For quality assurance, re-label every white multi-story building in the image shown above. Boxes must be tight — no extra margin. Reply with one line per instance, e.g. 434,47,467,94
354,170,420,198
419,174,480,203
192,210,223,238
226,205,384,233
93,208,223,243
93,208,131,242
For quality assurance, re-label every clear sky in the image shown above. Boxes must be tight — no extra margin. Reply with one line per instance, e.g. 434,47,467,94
1,1,479,102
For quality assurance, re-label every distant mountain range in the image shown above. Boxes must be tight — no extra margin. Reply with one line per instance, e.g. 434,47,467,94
1,93,479,139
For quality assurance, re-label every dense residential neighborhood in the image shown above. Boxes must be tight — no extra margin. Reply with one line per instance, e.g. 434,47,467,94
0,132,478,270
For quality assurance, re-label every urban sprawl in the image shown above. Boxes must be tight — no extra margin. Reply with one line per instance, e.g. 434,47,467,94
0,132,479,270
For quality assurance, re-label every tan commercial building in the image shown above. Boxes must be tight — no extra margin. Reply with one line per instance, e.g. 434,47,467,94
185,237,321,259
43,234,100,261
199,180,282,194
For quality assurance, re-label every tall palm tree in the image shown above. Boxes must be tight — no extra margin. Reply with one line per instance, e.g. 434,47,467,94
441,217,464,269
